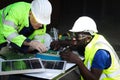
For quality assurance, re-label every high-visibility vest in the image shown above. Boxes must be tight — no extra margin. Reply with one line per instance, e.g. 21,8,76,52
81,34,120,80
28,25,46,40
0,2,46,47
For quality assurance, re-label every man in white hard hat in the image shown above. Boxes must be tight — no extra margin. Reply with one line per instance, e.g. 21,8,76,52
0,0,52,54
59,16,120,80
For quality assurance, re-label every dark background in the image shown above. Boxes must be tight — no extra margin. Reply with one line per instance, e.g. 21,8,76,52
0,0,120,52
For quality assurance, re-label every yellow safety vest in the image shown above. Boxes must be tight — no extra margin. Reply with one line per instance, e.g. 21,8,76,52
28,25,46,40
81,34,120,80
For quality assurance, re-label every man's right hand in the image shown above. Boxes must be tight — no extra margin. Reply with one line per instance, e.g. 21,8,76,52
50,40,61,50
50,40,72,50
29,40,47,53
24,40,47,53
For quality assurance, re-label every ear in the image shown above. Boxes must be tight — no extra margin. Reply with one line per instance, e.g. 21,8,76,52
86,36,92,43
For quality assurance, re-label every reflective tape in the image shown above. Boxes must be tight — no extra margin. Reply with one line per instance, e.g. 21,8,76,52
107,69,120,78
6,32,19,41
4,20,18,29
100,69,120,79
2,7,18,29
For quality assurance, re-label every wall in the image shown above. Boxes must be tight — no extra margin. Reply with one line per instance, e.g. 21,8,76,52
56,0,120,53
0,0,120,51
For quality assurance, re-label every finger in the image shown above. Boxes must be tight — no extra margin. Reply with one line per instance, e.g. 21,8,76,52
54,45,60,50
39,46,47,53
37,48,42,53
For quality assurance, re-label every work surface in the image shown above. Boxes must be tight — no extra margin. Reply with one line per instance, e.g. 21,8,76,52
0,58,77,80
25,62,76,80
0,47,80,80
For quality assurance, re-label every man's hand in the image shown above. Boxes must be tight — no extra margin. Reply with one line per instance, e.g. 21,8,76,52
29,40,47,53
50,40,72,50
60,50,81,63
50,41,61,50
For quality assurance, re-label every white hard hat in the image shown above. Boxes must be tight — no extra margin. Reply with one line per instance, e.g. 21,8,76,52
31,0,52,24
69,16,98,35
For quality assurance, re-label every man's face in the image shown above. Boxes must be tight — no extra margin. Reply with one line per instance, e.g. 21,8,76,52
30,12,43,29
71,32,92,47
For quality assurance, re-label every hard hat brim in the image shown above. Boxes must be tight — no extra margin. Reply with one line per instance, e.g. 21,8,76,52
69,29,81,32
31,10,51,25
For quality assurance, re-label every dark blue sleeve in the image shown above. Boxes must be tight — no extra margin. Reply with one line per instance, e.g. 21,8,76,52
10,38,31,53
91,49,111,70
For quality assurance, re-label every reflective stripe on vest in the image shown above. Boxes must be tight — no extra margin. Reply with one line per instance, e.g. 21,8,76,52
86,61,120,79
2,8,20,41
107,69,120,78
99,69,120,79
7,32,19,41
2,8,18,29
3,20,18,29
82,34,120,80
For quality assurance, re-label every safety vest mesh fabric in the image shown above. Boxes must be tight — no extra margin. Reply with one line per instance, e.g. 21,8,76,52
81,34,120,80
